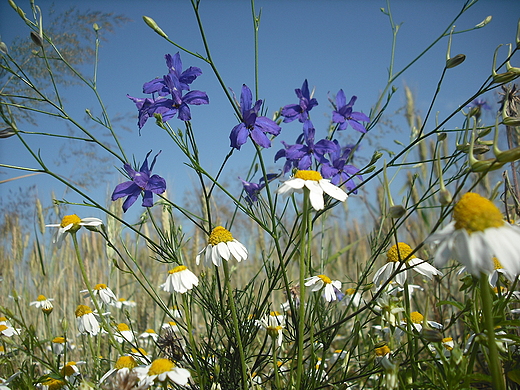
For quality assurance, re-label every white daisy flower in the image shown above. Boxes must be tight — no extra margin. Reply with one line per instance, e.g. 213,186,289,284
305,275,342,302
29,294,54,314
489,257,517,287
99,355,138,384
276,169,348,211
428,192,520,277
342,288,364,307
50,336,68,355
160,265,199,293
162,321,180,332
40,377,66,390
256,312,285,347
75,305,100,336
114,323,134,343
60,361,84,386
111,297,137,309
134,358,190,387
0,323,20,337
82,284,118,305
139,328,159,341
46,214,103,248
196,226,248,267
373,243,443,288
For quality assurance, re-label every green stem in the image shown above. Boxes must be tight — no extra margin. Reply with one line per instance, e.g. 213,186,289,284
223,261,248,389
71,232,123,355
480,275,505,390
296,189,310,389
272,337,281,389
182,294,205,390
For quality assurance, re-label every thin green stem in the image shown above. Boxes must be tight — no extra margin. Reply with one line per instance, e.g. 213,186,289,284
223,261,248,389
480,275,505,390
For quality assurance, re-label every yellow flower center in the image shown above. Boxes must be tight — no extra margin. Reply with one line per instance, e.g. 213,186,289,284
453,193,504,233
42,378,66,390
442,337,454,351
270,311,281,317
386,242,415,263
169,265,187,274
52,336,66,344
75,305,92,317
37,294,47,301
493,257,503,270
145,328,156,334
208,226,234,245
0,325,8,332
131,347,148,356
117,323,130,332
0,317,6,322
345,288,356,295
61,362,77,376
94,283,107,290
317,274,332,284
167,321,177,326
409,311,424,324
148,358,175,375
294,169,323,181
115,355,137,370
374,344,391,356
60,214,81,229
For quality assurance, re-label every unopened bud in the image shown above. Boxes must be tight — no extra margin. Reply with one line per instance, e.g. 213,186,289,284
388,205,406,219
93,23,100,32
61,318,69,332
0,41,7,54
503,116,520,126
30,31,43,47
143,16,168,38
470,158,506,172
475,15,492,29
493,71,519,84
0,127,16,138
437,132,447,141
439,189,452,206
363,165,376,174
370,151,383,165
422,329,443,343
446,54,466,69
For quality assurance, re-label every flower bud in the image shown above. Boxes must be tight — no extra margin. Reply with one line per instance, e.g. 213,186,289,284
446,54,466,69
388,205,406,219
370,151,383,165
437,132,447,141
92,23,100,32
143,16,168,38
469,158,505,172
439,189,452,206
421,329,443,343
0,127,16,138
30,31,43,47
0,41,8,54
493,71,518,84
475,15,492,29
502,116,520,126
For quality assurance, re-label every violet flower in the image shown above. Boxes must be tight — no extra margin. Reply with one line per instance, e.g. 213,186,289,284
281,79,318,123
332,90,370,133
239,173,279,204
275,120,336,173
321,141,362,193
111,151,166,212
230,84,281,150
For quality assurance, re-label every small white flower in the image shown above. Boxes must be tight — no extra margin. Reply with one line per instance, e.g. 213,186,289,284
256,312,285,347
82,283,117,305
114,323,134,343
162,321,180,332
29,295,54,314
196,226,248,267
428,192,520,277
373,243,442,288
305,274,342,302
50,336,68,355
276,170,347,211
75,305,100,336
134,358,190,386
139,329,159,341
342,288,365,307
46,214,103,248
99,355,138,384
0,323,19,337
160,265,199,293
111,297,137,309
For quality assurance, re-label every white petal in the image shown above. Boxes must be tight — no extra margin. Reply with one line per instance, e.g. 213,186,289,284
319,179,348,202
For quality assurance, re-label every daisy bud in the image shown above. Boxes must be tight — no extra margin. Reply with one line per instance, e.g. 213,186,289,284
422,329,443,343
142,16,168,38
474,15,492,29
502,116,520,126
439,189,452,206
388,205,406,219
0,41,7,54
370,151,383,165
446,54,466,69
492,71,518,84
92,23,100,32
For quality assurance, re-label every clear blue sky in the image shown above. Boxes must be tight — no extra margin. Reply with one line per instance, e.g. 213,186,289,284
1,0,519,222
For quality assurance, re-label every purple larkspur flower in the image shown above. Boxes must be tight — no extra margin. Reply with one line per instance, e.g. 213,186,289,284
111,151,166,212
230,84,281,150
275,120,336,174
143,53,202,95
239,173,279,204
281,79,318,123
332,90,370,133
321,140,362,193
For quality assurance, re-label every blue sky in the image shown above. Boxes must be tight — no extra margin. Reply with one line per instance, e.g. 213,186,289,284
1,0,519,222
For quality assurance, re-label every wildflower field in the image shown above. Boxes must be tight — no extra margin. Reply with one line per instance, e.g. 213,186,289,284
1,0,520,389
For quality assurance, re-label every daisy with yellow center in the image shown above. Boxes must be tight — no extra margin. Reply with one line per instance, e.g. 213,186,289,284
75,304,100,336
276,169,348,211
196,226,248,267
160,265,199,294
342,287,364,307
29,294,54,314
0,323,19,337
46,214,103,248
112,297,137,309
41,377,66,390
82,283,118,305
428,192,520,276
139,328,159,341
51,336,67,355
304,274,342,302
114,323,134,343
256,312,285,347
162,321,180,332
134,358,191,387
99,355,138,384
373,243,443,288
